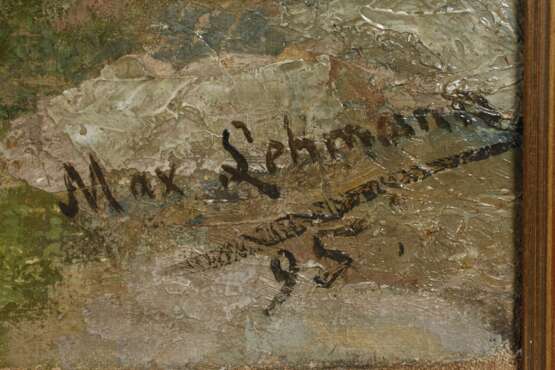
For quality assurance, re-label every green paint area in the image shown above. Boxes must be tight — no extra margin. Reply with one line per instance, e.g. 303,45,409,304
0,324,8,367
0,0,144,128
0,0,286,130
154,4,285,67
0,105,23,141
0,185,76,321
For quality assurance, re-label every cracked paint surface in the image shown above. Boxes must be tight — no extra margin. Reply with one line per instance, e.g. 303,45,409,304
0,0,521,368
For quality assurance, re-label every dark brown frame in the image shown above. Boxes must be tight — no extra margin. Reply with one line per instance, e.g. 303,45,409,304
523,1,554,369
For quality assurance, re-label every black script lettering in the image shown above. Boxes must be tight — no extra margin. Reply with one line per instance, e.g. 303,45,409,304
393,114,416,138
222,129,280,199
231,120,254,143
58,175,79,218
155,163,184,196
324,124,375,159
432,111,452,131
266,140,285,174
264,249,298,315
130,173,155,199
413,108,430,131
284,114,320,164
58,155,124,215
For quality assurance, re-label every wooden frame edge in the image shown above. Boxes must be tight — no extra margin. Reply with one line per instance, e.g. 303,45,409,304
523,1,554,369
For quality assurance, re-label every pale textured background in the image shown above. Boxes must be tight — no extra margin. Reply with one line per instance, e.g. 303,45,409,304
0,0,521,368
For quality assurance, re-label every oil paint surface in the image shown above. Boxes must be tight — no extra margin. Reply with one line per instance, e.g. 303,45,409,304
0,0,521,368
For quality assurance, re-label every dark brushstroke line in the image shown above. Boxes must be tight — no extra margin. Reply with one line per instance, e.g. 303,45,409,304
312,236,353,288
266,139,285,174
222,129,248,174
393,113,416,137
222,165,280,199
264,249,299,315
284,114,320,164
58,175,79,218
432,111,452,131
155,162,184,196
59,156,123,214
89,154,124,213
413,108,430,131
63,163,97,210
231,120,254,143
219,173,230,189
130,173,155,199
163,138,519,275
222,129,280,199
398,242,405,257
323,124,375,160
